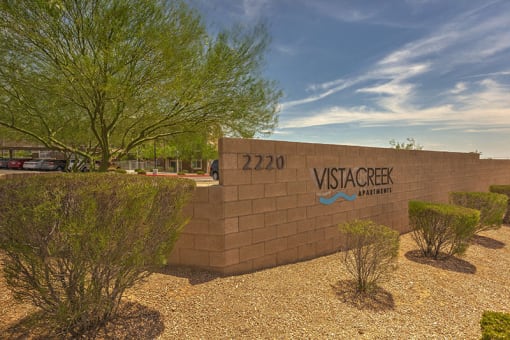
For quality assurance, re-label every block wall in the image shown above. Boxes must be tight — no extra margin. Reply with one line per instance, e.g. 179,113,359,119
169,138,510,274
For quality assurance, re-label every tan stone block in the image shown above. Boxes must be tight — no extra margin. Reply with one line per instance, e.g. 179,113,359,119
264,210,287,226
238,184,265,200
276,222,297,238
173,233,194,248
219,137,251,154
265,237,287,254
265,182,287,197
296,142,316,155
224,200,252,218
167,248,180,264
183,219,209,235
287,181,308,195
225,230,252,249
296,218,314,233
277,248,298,265
316,238,334,256
252,254,277,271
221,169,252,186
298,243,316,260
287,207,307,222
208,185,223,203
224,217,239,234
194,235,225,251
239,213,265,231
194,203,224,220
252,197,276,213
221,260,254,275
306,204,331,218
220,153,238,170
275,141,297,155
251,170,276,184
286,155,306,169
297,193,316,207
315,215,333,229
209,249,239,267
276,168,297,183
309,228,325,243
251,139,275,154
222,186,238,202
288,232,311,248
276,195,298,210
253,227,277,243
179,248,210,266
192,187,210,203
209,220,226,235
240,243,265,262
324,226,342,241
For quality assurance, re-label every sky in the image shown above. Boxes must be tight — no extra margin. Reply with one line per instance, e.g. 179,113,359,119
191,0,510,159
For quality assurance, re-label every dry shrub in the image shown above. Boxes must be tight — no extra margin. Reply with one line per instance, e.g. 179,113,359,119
338,220,399,294
0,173,194,337
409,200,479,259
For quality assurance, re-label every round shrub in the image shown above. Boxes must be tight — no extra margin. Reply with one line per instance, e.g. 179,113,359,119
449,192,507,232
409,200,479,259
480,311,510,340
489,185,510,224
0,173,194,337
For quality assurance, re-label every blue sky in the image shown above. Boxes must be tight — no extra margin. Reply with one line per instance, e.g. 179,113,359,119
191,0,510,158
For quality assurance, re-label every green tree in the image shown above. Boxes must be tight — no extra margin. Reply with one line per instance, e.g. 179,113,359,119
389,138,423,150
0,0,281,171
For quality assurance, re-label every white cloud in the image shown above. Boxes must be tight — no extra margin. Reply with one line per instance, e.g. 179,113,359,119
278,2,510,134
450,82,467,94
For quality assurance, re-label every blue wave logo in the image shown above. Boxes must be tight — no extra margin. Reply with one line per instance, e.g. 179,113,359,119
319,192,357,205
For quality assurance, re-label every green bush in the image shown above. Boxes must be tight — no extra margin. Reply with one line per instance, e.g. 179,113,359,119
449,192,507,233
408,201,479,259
490,185,510,224
481,311,510,340
114,168,127,174
338,220,400,294
0,174,194,337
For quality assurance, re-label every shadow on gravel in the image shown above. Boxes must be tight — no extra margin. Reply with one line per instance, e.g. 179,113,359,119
405,250,477,274
2,301,164,340
331,280,395,311
471,234,505,249
155,265,221,285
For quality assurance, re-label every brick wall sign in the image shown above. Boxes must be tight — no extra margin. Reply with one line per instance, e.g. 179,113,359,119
168,138,510,275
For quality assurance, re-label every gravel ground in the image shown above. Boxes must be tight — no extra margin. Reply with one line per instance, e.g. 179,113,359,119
2,226,510,339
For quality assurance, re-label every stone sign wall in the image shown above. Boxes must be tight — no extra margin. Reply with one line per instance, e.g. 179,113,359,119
168,138,510,274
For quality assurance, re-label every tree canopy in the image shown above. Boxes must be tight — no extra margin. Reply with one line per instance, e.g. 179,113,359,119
0,0,281,170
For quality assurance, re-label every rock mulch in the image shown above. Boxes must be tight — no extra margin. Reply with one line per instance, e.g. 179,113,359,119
2,226,510,339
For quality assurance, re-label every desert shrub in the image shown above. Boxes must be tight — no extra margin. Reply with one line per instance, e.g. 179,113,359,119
490,185,510,224
0,174,194,337
338,220,400,294
114,168,127,174
480,311,510,340
449,192,507,232
408,201,479,259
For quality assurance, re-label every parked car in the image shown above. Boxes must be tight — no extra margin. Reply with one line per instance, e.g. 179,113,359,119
209,159,219,180
22,159,46,170
41,159,67,171
7,158,32,170
67,159,90,172
0,158,10,169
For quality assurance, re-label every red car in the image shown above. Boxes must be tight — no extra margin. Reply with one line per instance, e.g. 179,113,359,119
7,158,32,170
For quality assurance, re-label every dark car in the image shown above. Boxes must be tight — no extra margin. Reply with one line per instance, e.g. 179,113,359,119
41,159,67,171
0,158,10,169
209,159,219,180
7,158,31,170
